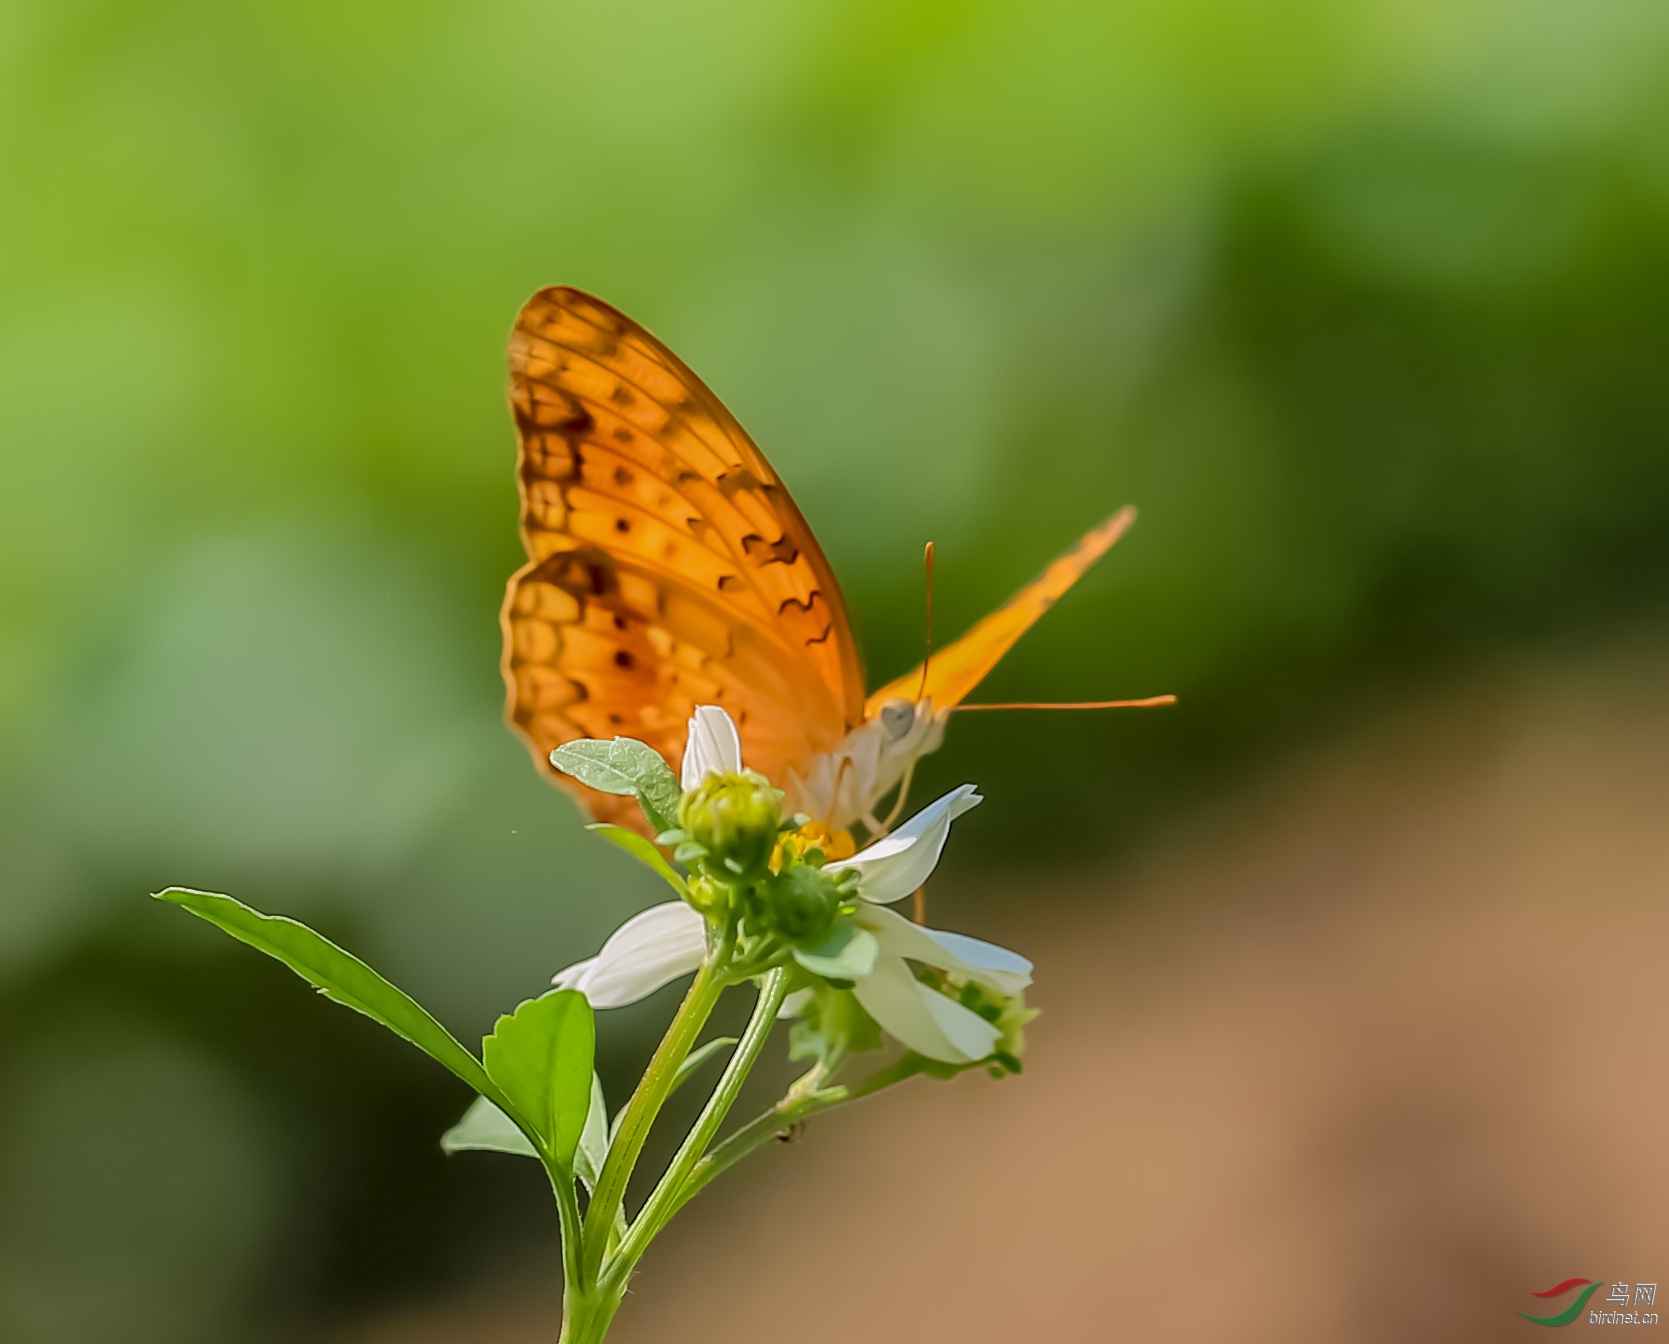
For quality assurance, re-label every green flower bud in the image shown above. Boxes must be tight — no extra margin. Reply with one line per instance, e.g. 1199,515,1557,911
766,863,843,942
678,770,781,879
684,872,731,917
918,968,1038,1074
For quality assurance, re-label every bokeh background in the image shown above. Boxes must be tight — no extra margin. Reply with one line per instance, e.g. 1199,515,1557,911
3,1,1669,1340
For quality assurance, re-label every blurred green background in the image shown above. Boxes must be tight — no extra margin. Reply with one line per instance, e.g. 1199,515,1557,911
3,0,1669,1338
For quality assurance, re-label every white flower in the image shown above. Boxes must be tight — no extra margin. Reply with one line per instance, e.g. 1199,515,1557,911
848,904,1031,1064
552,901,707,1008
556,778,986,1010
681,704,743,789
823,784,982,904
553,708,1021,1065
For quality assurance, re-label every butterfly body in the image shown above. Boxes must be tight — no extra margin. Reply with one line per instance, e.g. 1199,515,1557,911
501,287,1135,836
784,697,947,831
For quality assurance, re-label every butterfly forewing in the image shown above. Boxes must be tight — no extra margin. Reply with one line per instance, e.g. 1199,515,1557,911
501,287,866,830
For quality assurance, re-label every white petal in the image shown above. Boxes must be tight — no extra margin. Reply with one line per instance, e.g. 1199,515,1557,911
680,705,743,789
824,784,982,904
852,954,1000,1064
926,929,1033,995
551,956,598,991
858,904,1033,995
777,987,815,1020
550,902,707,1008
920,984,1005,1061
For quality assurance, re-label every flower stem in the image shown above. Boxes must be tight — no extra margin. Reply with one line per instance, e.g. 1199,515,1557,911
557,1283,624,1344
666,1053,929,1219
608,967,789,1275
549,1161,586,1296
579,954,726,1283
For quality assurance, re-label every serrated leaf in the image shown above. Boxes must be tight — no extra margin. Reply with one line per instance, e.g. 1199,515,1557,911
586,824,688,897
549,738,682,833
481,989,594,1167
442,1096,538,1158
156,887,498,1103
793,924,879,980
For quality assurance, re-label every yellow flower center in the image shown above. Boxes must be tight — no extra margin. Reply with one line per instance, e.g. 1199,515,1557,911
772,820,857,869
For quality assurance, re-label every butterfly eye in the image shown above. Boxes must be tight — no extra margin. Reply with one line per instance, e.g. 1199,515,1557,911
879,699,916,742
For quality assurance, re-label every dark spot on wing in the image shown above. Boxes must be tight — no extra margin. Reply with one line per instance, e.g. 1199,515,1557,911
742,533,800,566
556,407,595,439
715,468,767,499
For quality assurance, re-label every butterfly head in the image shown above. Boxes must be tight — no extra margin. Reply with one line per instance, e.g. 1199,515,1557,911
878,698,919,743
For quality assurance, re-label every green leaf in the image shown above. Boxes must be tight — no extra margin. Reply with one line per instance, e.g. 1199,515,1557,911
576,1073,628,1238
792,924,879,980
155,887,497,1102
586,823,688,897
481,989,594,1167
442,1096,538,1159
574,1073,609,1192
549,738,682,833
673,1036,737,1093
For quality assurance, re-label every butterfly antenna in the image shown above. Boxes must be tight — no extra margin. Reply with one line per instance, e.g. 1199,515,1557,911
948,695,1178,712
915,541,935,703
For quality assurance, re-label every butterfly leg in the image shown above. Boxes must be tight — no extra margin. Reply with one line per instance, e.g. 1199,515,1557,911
875,758,920,834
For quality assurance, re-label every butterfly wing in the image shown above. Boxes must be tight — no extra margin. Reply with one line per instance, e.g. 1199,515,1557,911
864,507,1136,718
501,287,866,831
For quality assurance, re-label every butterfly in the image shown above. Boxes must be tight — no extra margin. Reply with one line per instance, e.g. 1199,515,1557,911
500,287,1161,838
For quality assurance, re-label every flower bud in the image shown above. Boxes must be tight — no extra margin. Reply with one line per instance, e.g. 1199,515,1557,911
766,863,843,942
684,872,731,917
946,976,1038,1074
678,770,781,878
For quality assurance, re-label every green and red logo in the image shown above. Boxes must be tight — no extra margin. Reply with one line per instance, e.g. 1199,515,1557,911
1518,1279,1603,1327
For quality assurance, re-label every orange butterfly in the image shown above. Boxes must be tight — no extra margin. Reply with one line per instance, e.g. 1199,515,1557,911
500,287,1163,838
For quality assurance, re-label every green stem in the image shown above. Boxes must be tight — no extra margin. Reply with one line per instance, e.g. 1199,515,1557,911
667,1053,929,1220
549,1162,586,1298
580,954,727,1282
557,1283,624,1344
609,968,789,1276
